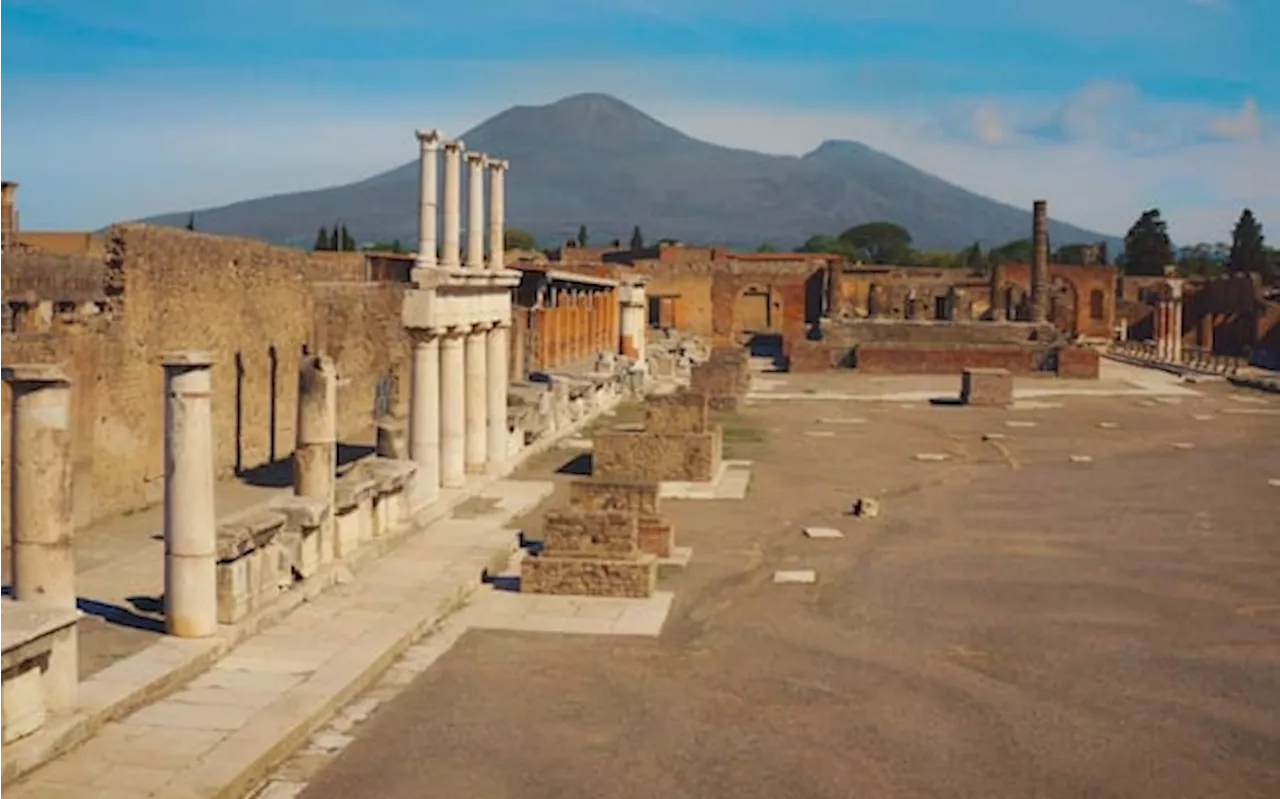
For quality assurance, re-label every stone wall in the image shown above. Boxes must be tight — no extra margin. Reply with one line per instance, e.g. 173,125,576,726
1,225,411,539
644,392,710,434
689,347,750,409
853,343,1047,375
593,429,721,482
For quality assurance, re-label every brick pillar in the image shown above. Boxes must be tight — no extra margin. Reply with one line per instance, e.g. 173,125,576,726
1030,200,1049,324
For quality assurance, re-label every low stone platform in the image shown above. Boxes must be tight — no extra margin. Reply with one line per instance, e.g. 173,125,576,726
519,508,658,598
962,367,1014,407
467,589,675,636
2,603,81,745
659,459,753,501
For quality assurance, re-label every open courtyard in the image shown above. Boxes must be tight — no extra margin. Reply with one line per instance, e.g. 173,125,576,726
268,364,1280,799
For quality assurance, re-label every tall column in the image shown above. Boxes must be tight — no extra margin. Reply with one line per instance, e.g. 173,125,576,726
488,159,507,269
610,288,621,354
486,322,510,471
464,323,490,473
293,355,337,504
1169,278,1184,364
439,326,467,487
4,364,77,711
1030,199,1049,324
414,129,442,271
441,140,464,269
989,264,1006,321
408,331,440,507
465,152,486,269
161,351,217,639
510,314,526,381
619,283,647,361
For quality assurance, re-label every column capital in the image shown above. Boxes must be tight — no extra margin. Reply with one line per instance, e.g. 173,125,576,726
407,327,440,344
2,363,71,387
445,323,473,338
465,151,488,166
487,158,509,172
160,350,215,369
489,318,512,330
471,321,494,333
443,138,465,153
415,129,444,150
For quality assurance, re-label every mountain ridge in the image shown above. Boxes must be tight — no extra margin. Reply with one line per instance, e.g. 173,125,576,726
138,93,1119,253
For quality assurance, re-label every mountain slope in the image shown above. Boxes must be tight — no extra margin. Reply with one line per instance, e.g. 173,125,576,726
139,93,1117,252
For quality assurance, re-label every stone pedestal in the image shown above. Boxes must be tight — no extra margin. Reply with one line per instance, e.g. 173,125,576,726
440,326,467,487
961,368,1013,407
409,331,441,506
465,323,490,474
486,322,510,472
521,509,657,598
162,351,218,638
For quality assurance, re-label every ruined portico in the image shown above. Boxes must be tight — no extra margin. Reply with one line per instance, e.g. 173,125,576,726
404,131,521,503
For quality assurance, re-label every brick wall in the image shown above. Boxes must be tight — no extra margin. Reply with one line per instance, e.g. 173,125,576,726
854,343,1044,375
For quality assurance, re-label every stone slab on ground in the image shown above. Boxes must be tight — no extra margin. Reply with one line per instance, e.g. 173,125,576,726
773,570,817,584
465,589,675,637
816,417,867,425
803,527,845,539
5,480,554,799
1005,420,1038,428
804,431,836,438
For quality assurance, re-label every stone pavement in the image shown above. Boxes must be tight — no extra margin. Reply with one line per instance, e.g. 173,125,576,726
7,479,554,799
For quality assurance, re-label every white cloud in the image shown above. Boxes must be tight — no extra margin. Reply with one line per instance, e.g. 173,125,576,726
971,104,1012,145
1210,97,1263,140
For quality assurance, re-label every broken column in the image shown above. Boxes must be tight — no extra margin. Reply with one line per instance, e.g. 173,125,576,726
162,351,218,638
414,129,442,273
408,329,441,506
465,323,490,474
293,355,337,503
487,159,507,269
486,321,509,472
5,365,75,610
619,281,647,361
441,139,464,269
440,325,467,487
1030,200,1049,324
465,152,486,269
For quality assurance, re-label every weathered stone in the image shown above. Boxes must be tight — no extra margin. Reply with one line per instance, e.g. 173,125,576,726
961,367,1013,407
521,555,657,598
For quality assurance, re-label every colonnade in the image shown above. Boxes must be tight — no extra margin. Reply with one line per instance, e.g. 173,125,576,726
1154,273,1185,363
530,284,620,371
404,130,520,508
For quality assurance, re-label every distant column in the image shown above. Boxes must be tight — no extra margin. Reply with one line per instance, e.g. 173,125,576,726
989,265,1007,321
439,326,468,487
414,130,442,272
441,140,464,269
1030,200,1049,324
408,330,440,506
4,363,77,710
465,152,486,269
486,322,510,470
487,159,507,269
161,351,218,639
464,323,489,473
293,355,337,505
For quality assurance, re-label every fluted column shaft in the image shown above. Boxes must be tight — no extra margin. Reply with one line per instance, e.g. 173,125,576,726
488,160,507,269
486,322,510,470
466,153,486,269
414,130,442,270
409,331,440,506
439,327,467,487
441,141,464,269
464,323,489,473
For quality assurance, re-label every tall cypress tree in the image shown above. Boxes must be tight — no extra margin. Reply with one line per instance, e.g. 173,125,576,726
1227,208,1267,276
314,226,331,251
1122,209,1174,276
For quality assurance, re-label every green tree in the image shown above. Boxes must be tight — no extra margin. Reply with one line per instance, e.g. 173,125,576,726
987,238,1033,266
576,224,589,247
505,228,537,251
630,225,645,251
962,241,984,269
313,226,331,251
1177,243,1226,278
796,234,856,257
185,213,196,232
756,242,778,253
837,221,913,264
1122,209,1174,276
1228,208,1268,278
338,224,356,252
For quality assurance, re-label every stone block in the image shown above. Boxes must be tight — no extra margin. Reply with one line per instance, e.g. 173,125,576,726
1,663,45,743
215,508,289,624
645,392,710,434
2,602,81,742
592,428,722,483
540,509,638,557
568,479,661,516
521,554,658,598
272,496,328,579
961,368,1014,407
689,348,750,409
637,515,675,558
375,416,408,459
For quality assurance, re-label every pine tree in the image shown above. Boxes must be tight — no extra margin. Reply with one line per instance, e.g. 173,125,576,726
630,225,644,251
1227,208,1267,277
314,226,331,251
1122,209,1174,276
577,224,589,247
964,241,983,269
185,213,196,232
339,224,355,252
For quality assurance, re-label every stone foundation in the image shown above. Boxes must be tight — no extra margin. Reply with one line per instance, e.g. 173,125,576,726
689,347,750,409
592,429,721,483
520,554,657,598
567,479,676,558
961,368,1014,407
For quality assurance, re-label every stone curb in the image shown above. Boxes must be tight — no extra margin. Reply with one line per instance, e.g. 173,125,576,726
1228,375,1280,395
3,388,625,785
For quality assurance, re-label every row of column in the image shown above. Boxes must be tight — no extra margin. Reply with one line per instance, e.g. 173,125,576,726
408,322,510,507
415,130,507,271
531,287,619,371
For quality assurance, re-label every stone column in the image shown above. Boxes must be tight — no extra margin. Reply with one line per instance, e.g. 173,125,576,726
619,283,647,361
510,315,526,382
408,330,440,507
1170,278,1184,364
439,326,467,487
414,129,442,272
488,159,507,269
486,322,510,471
1030,200,1049,324
161,351,217,639
441,140,464,269
464,323,490,473
293,355,337,504
465,152,486,269
4,364,77,712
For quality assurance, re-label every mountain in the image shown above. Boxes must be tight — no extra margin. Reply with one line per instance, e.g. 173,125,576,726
139,93,1118,253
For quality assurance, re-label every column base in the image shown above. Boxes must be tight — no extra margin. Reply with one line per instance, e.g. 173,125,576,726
465,463,488,476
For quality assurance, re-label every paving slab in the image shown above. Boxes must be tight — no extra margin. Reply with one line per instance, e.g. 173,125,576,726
773,570,817,584
660,460,753,501
803,527,845,539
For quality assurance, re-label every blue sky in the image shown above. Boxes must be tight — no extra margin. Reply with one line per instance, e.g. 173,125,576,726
3,0,1274,243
